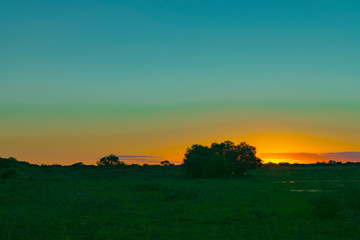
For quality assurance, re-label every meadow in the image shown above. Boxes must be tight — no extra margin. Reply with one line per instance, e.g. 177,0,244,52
1,164,360,240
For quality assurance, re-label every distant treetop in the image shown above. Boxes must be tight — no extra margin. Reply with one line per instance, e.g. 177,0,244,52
97,154,125,167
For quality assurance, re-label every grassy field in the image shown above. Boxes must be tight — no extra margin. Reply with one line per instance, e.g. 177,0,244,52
1,165,360,240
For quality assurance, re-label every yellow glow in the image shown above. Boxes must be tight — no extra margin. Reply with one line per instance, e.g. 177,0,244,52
233,133,360,153
2,104,360,165
261,158,296,164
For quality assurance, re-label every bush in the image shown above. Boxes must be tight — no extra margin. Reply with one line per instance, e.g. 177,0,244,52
160,160,174,167
182,141,262,178
201,154,233,178
70,162,85,167
0,157,17,169
0,168,17,179
212,141,262,175
97,154,126,167
182,145,233,178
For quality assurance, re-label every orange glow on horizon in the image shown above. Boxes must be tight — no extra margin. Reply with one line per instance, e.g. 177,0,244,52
233,133,360,154
2,132,359,166
261,159,295,164
261,158,310,164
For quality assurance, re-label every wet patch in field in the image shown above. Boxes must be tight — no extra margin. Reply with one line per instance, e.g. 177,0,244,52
290,189,332,193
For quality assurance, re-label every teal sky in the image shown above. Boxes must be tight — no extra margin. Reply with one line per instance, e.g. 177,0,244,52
1,0,360,164
1,0,360,104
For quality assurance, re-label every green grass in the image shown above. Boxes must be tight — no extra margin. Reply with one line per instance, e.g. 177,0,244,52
1,166,360,239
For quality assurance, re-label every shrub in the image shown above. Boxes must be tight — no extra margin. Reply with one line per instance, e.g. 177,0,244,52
182,145,233,178
70,162,85,167
160,160,174,167
211,141,262,175
182,141,262,178
0,157,17,169
0,168,17,179
202,154,233,178
97,154,126,167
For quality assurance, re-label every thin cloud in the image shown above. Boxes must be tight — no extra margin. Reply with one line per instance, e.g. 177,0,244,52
260,152,360,163
117,155,163,159
116,155,164,163
322,152,360,162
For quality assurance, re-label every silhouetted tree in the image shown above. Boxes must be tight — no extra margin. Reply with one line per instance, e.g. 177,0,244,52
262,162,278,169
211,141,236,156
97,154,125,167
183,144,234,178
160,160,172,166
183,145,212,177
0,157,17,169
70,162,85,167
211,141,262,175
182,141,262,178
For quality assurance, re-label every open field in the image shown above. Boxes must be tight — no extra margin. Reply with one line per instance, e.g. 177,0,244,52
1,165,360,240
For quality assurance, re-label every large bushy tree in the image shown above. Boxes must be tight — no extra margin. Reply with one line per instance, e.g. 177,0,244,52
97,154,125,167
183,145,233,178
211,141,261,175
182,141,262,178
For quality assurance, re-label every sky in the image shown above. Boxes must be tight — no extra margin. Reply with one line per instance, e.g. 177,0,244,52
1,0,360,165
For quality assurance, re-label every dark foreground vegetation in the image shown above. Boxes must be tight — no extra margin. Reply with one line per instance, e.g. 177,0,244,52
1,156,360,239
